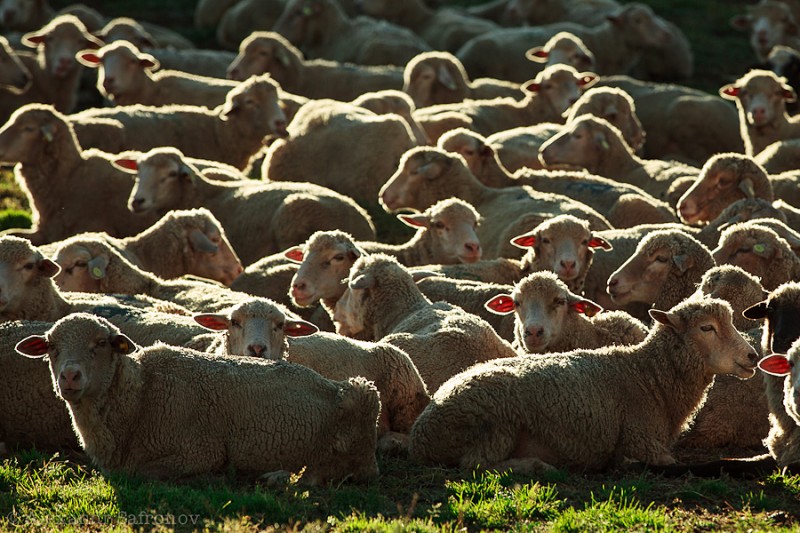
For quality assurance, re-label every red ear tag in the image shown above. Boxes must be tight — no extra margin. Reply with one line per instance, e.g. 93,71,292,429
758,354,793,376
570,300,602,317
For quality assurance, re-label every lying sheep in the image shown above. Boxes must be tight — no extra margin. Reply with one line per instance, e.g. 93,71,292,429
351,90,430,146
272,0,431,67
119,147,376,265
409,297,758,473
227,32,404,101
720,69,800,156
16,313,380,484
379,147,611,259
77,41,238,108
0,320,78,452
731,0,800,63
70,74,288,171
485,271,647,354
0,104,159,245
712,222,800,291
334,254,517,392
402,51,520,110
539,114,699,202
194,297,430,443
413,64,598,141
607,230,716,316
262,99,416,203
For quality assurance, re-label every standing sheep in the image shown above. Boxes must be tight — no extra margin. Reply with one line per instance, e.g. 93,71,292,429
731,0,800,63
409,298,758,473
16,313,380,484
119,147,376,266
334,254,517,392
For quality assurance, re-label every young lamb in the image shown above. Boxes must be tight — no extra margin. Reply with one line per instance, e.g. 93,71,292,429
0,104,159,245
539,114,699,202
485,271,647,354
712,222,800,291
720,69,800,156
402,51,520,110
77,41,238,108
333,254,517,393
69,73,289,171
226,31,403,101
194,297,430,444
16,313,380,484
261,98,416,203
271,0,431,67
409,297,758,473
379,147,611,259
118,146,376,265
412,64,598,141
730,0,800,63
607,229,716,315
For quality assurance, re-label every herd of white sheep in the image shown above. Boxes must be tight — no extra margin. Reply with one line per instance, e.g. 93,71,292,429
3,0,800,485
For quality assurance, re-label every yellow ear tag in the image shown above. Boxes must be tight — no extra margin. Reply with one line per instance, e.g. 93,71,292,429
599,138,610,151
91,266,104,279
118,340,128,352
753,243,766,254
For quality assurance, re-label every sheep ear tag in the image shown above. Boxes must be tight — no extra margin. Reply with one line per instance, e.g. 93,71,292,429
485,294,515,315
111,334,137,354
284,247,304,263
15,336,49,358
570,300,602,317
193,314,230,331
758,354,793,376
284,320,319,337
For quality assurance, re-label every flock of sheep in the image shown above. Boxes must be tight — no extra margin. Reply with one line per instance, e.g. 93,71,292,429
4,0,800,486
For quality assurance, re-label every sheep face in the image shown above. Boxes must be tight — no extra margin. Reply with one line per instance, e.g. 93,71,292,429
744,282,800,353
228,33,294,83
220,75,288,138
699,265,765,331
523,65,596,119
768,45,800,80
712,224,791,282
401,198,482,263
128,152,193,215
566,88,644,151
437,130,488,176
731,2,797,62
539,117,607,173
527,32,596,73
22,16,102,79
333,285,366,337
182,224,243,287
52,244,104,293
195,299,318,359
289,235,359,307
720,70,795,129
78,42,159,104
0,106,69,164
607,240,679,306
0,237,60,314
0,36,32,93
96,18,156,50
403,54,467,109
606,3,672,49
273,0,331,51
0,0,39,31
15,314,136,403
380,149,459,213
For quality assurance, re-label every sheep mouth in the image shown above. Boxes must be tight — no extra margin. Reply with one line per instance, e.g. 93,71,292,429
59,387,84,402
458,253,481,264
735,362,757,378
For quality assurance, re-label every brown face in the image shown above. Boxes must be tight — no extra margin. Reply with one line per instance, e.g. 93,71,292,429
677,167,741,225
607,245,674,305
291,243,358,306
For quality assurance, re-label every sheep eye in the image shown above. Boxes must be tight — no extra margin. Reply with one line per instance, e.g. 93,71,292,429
231,319,241,328
700,324,715,332
541,238,551,244
276,322,284,330
581,239,589,246
167,170,178,178
556,298,567,306
22,262,34,270
332,254,344,262
75,261,87,268
433,221,445,229
96,339,107,347
655,255,669,263
737,247,752,254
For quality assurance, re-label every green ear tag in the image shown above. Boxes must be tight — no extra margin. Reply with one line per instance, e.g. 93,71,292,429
599,138,610,151
753,243,766,254
302,5,314,15
91,266,104,278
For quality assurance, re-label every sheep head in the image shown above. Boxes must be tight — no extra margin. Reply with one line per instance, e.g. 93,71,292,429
289,230,363,307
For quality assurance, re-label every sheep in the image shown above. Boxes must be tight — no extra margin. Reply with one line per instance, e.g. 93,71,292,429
539,114,699,202
712,222,800,291
402,51,521,110
15,313,380,484
76,41,238,108
754,138,800,174
350,90,430,146
607,230,716,316
261,99,417,203
0,320,78,452
455,3,673,84
766,44,800,114
227,31,404,101
731,0,800,63
91,15,200,53
69,74,289,171
408,297,759,473
334,254,517,392
194,0,240,29
194,297,430,445
216,0,288,50
524,31,596,77
484,85,646,172
272,0,431,67
148,48,238,79
485,270,647,354
0,35,54,125
379,147,612,259
720,69,800,157
467,0,621,28
412,64,598,141
0,104,159,245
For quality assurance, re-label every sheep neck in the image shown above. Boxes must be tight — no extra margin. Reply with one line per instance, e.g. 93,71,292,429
582,23,643,75
593,140,642,179
361,229,429,266
369,282,431,339
1,277,70,322
117,230,187,279
449,168,495,207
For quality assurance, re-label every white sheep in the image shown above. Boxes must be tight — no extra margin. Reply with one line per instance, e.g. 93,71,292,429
731,0,800,63
227,31,403,101
148,48,238,79
121,147,376,266
15,313,380,484
350,90,430,146
0,34,53,125
333,253,517,393
409,297,758,473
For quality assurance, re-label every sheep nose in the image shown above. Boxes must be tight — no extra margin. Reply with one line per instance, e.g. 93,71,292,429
560,259,576,270
103,77,115,90
227,67,239,80
747,352,759,365
60,368,82,388
248,344,265,357
273,120,288,136
464,242,480,254
526,325,544,338
607,278,618,288
292,280,306,291
750,106,766,121
130,198,145,210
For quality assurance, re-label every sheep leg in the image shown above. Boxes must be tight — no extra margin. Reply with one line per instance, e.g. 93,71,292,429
487,457,557,475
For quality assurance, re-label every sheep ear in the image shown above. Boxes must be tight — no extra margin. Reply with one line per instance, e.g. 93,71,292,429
284,246,304,264
38,258,60,278
194,314,231,331
484,294,515,315
398,214,430,229
87,255,109,280
783,87,798,102
672,254,693,274
284,319,318,337
738,178,755,199
649,309,684,332
21,32,45,48
569,298,603,317
138,53,160,71
349,273,374,290
510,233,537,249
15,335,50,358
578,73,598,88
110,334,137,354
729,14,752,31
437,63,458,91
522,80,541,94
758,354,793,376
113,158,138,172
526,47,549,62
588,236,612,251
743,300,769,320
719,84,740,100
76,50,102,67
418,160,443,180
188,229,219,254
411,270,438,282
